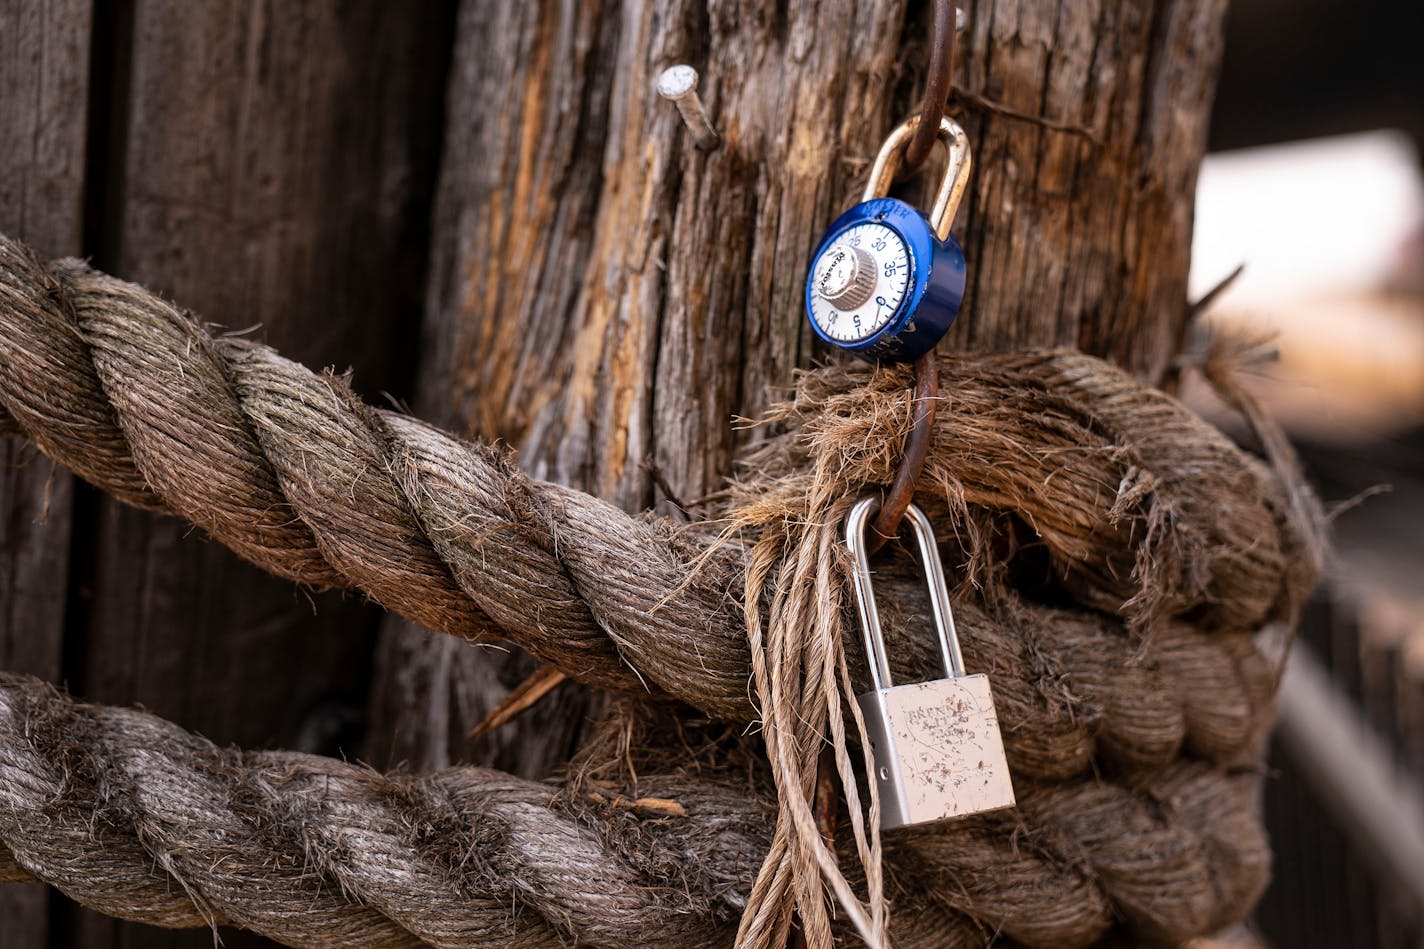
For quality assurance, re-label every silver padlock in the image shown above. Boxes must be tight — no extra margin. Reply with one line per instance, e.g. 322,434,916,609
847,496,1016,830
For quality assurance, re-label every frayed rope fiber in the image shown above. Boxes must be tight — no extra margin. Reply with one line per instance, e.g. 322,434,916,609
0,233,1321,947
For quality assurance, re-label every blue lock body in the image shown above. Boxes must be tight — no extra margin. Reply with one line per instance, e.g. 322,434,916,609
804,197,965,363
803,116,972,364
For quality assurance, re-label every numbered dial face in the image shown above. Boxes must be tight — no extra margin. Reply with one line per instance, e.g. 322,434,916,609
808,222,913,343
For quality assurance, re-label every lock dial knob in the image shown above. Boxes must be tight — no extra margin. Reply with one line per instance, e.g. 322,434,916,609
814,240,881,312
808,223,912,342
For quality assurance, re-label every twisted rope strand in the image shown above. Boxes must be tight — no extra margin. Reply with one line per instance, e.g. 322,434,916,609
0,675,762,947
0,674,1269,949
0,235,1302,783
0,237,749,706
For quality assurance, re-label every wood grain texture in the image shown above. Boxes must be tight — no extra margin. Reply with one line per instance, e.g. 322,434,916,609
0,1,90,944
76,0,452,737
370,0,1228,777
0,0,87,675
0,0,1232,940
0,0,90,257
43,2,454,947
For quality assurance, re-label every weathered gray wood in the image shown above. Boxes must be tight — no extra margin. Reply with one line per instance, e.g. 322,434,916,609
49,2,454,947
73,0,451,727
0,0,90,944
0,0,90,258
369,0,1229,778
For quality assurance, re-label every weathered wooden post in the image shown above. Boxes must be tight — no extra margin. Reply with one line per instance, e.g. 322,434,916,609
370,0,1230,776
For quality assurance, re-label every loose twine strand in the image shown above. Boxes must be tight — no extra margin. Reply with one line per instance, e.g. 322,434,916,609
0,234,1323,946
735,496,887,947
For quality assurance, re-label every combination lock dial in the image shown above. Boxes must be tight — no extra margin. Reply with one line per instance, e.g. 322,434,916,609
805,117,972,363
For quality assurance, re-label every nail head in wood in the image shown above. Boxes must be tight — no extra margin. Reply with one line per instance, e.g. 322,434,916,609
657,65,719,150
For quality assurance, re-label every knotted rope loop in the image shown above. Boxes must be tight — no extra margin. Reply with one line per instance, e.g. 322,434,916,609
0,235,1312,715
0,233,1323,946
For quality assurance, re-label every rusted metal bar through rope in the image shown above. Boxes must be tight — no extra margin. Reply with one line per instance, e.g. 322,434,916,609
868,353,939,555
867,0,955,552
900,0,958,175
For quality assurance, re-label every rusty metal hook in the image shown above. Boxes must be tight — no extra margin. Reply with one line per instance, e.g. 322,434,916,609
867,353,938,555
789,13,959,944
901,0,962,177
865,2,958,550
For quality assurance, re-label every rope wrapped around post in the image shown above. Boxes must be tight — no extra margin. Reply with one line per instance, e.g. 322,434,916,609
1,672,1271,948
0,234,1322,946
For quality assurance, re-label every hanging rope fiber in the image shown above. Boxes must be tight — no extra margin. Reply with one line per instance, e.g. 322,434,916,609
0,233,1322,947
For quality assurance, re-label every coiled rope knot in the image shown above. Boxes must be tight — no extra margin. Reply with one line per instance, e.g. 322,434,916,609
0,234,1321,947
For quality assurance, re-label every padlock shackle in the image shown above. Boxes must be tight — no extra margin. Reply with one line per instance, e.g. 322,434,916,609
845,496,966,693
861,116,972,243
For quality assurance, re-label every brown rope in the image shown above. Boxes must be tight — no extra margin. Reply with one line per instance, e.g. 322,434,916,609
0,673,1273,949
0,233,1324,946
0,235,1314,769
0,236,1309,779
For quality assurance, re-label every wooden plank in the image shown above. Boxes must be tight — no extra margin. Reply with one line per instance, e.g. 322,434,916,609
0,0,91,944
58,1,454,946
0,0,90,258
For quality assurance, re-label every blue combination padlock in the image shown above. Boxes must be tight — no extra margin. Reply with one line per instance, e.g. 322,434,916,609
804,116,972,363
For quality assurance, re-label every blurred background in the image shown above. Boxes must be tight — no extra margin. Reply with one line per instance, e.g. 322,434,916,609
1191,0,1424,945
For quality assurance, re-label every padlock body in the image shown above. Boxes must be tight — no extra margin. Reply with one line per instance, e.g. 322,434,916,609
857,673,1015,830
804,197,965,364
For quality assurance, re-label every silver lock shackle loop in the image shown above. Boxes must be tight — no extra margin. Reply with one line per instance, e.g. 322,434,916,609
861,115,973,243
845,495,966,693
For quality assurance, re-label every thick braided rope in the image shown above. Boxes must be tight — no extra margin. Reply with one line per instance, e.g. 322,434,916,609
0,236,1307,789
0,235,748,712
0,233,1316,945
0,673,1270,948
